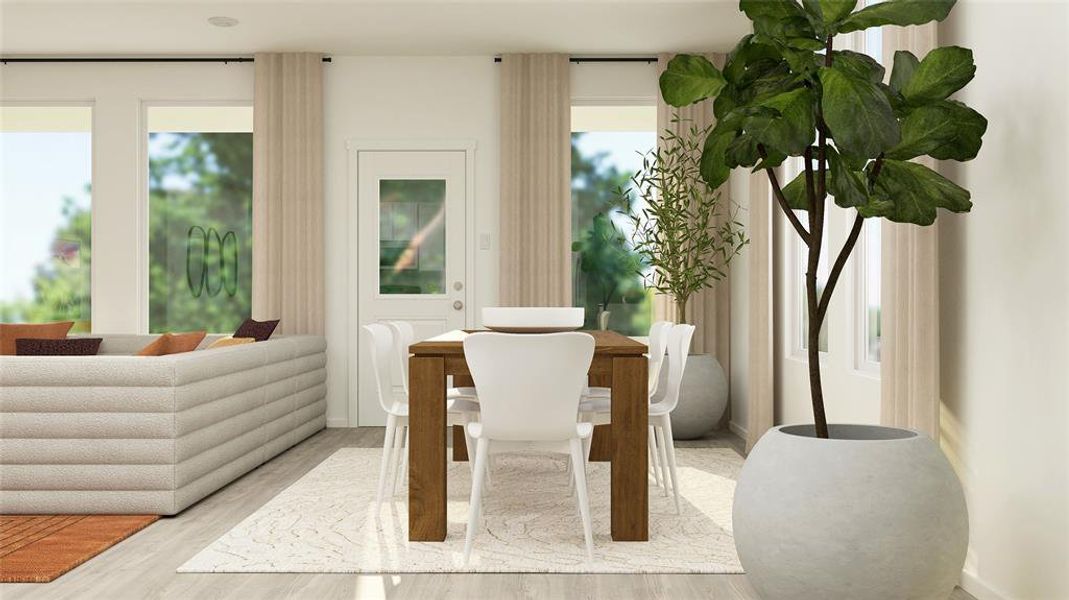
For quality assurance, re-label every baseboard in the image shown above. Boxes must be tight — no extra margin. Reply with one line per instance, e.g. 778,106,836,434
728,420,748,440
326,417,351,428
961,569,1008,600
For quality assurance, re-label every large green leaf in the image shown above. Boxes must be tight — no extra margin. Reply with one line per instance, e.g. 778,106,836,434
741,0,809,22
660,54,727,107
699,128,735,189
827,147,869,208
862,159,971,225
747,87,817,156
838,0,955,33
802,0,858,28
901,46,976,105
889,50,920,92
885,100,987,161
831,50,885,83
819,65,900,159
780,169,813,211
725,133,761,169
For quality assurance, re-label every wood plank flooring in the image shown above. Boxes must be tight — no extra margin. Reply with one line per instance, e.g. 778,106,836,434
2,428,976,600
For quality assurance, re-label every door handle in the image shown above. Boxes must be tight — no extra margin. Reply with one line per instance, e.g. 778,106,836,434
453,300,464,311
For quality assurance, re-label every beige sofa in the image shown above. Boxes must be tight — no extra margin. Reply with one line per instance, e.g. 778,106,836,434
0,334,327,515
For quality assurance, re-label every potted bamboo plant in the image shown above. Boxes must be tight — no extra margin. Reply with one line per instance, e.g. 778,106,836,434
658,0,985,597
626,118,747,439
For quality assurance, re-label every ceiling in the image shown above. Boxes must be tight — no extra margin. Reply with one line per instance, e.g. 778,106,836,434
0,1,750,57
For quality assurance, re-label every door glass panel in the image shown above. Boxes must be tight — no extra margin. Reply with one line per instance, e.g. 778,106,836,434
379,179,446,295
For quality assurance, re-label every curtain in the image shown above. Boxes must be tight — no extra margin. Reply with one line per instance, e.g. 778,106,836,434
879,25,941,438
747,173,775,451
498,54,572,307
654,53,731,364
252,53,325,335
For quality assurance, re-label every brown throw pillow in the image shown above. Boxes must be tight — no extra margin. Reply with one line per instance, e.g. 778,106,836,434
137,331,207,356
234,318,279,342
15,337,102,356
207,336,256,349
0,322,75,355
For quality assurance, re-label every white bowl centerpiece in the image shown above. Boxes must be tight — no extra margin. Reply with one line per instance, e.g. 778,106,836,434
481,307,585,333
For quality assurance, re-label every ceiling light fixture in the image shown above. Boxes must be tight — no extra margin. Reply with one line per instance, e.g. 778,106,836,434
208,16,239,28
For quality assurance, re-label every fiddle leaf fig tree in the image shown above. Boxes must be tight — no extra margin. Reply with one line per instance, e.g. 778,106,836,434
660,0,986,438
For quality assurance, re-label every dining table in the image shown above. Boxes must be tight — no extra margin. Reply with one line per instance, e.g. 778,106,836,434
407,329,649,542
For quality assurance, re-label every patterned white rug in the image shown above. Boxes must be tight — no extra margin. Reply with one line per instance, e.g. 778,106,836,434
179,447,744,574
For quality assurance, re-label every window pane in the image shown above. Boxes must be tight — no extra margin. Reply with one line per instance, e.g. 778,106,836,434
865,219,881,362
0,106,92,331
379,179,446,295
148,106,252,333
570,128,655,335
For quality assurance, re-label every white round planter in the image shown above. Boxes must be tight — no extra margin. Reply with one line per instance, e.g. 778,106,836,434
733,424,968,600
662,353,728,439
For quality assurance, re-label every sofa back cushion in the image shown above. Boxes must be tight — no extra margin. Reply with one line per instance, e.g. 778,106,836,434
15,337,102,356
137,331,207,356
0,322,75,355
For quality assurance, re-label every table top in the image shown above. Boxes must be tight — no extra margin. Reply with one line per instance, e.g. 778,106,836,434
410,329,647,356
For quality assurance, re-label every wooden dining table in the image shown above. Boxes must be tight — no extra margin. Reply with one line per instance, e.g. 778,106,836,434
407,329,649,542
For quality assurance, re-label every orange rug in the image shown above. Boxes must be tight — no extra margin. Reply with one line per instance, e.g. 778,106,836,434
0,515,158,583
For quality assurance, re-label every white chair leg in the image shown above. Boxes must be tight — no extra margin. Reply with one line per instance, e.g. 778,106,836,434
376,414,397,506
399,424,410,485
661,416,682,514
654,425,670,497
649,425,663,489
569,438,595,562
463,438,490,565
389,422,406,497
462,418,476,474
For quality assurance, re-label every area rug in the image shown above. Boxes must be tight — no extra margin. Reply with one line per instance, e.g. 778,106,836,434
0,514,158,582
179,447,744,574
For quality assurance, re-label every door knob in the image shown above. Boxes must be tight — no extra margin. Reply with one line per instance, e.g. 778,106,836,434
453,300,464,310
453,281,464,291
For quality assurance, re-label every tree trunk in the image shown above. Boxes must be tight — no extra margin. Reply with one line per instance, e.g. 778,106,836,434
675,298,688,326
806,252,830,439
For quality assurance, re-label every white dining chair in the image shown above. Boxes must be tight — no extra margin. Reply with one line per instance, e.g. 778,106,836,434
461,332,597,564
363,323,479,507
579,320,673,488
386,320,478,401
580,323,695,513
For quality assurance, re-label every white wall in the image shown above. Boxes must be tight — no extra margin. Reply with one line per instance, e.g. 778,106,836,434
0,63,254,334
939,3,1069,599
323,57,662,426
728,168,751,438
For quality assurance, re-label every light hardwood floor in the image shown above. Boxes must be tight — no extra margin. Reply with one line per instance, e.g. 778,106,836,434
5,428,976,600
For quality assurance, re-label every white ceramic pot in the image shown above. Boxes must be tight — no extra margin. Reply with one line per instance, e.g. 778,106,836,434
733,424,968,600
662,353,728,439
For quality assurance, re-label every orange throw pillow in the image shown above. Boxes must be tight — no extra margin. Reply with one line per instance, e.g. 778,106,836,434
0,321,75,355
206,336,255,349
137,331,207,356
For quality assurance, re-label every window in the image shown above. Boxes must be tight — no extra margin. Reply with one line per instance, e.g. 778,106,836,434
857,7,883,368
0,106,92,331
570,106,656,335
147,106,253,333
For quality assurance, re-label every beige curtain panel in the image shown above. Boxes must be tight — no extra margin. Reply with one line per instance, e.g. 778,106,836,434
880,25,941,439
747,173,775,452
654,53,731,362
252,53,325,335
498,54,572,307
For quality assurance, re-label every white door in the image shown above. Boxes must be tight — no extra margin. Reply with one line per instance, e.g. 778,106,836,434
356,150,469,426
774,158,881,426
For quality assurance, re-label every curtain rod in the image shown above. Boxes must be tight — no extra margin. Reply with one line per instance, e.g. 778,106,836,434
493,57,656,64
0,57,332,64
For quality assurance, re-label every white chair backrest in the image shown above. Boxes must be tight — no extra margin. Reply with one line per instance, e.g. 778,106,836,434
659,323,696,413
464,332,595,442
385,321,416,393
363,323,399,413
647,320,673,396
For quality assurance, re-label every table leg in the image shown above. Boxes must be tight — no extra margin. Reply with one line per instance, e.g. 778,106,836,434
611,355,648,541
409,355,447,541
